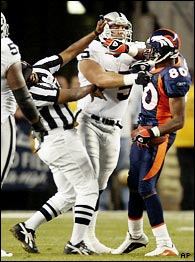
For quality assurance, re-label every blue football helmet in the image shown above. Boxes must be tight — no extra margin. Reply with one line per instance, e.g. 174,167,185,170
144,28,181,64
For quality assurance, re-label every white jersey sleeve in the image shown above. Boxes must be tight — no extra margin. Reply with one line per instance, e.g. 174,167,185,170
1,37,21,123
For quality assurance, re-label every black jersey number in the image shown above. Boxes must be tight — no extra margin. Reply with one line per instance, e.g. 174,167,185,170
117,71,132,101
117,86,132,100
8,42,19,55
80,51,90,59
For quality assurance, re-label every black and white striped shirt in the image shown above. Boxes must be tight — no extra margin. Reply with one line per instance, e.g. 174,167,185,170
29,55,74,131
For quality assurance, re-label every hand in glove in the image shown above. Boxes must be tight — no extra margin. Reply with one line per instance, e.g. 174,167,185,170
129,60,151,74
123,71,151,87
103,39,128,54
131,126,154,148
135,71,151,87
31,117,47,153
131,126,162,148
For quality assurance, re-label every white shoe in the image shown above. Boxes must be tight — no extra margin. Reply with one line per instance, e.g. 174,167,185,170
1,249,13,257
84,236,111,254
111,232,149,254
145,244,179,256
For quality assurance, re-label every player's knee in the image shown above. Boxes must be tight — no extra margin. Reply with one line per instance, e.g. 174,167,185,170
139,190,156,199
49,192,76,210
138,181,155,197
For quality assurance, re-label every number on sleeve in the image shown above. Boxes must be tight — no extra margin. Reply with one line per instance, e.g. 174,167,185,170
80,51,90,59
8,42,19,55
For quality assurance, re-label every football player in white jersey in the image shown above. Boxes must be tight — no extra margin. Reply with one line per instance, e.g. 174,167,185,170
1,12,46,258
9,12,150,255
75,11,150,253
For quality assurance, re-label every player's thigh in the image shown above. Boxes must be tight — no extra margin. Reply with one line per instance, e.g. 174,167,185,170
54,129,98,192
77,118,101,176
99,130,121,189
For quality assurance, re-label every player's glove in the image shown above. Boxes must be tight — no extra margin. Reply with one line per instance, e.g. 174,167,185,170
31,117,47,153
135,71,151,87
131,126,161,148
103,39,129,54
131,126,154,148
103,39,142,58
129,60,151,74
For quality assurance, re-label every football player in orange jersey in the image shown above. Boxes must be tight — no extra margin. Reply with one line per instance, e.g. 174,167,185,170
111,28,192,256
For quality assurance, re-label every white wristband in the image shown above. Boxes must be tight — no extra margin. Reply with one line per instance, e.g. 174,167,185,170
123,74,137,86
127,43,139,57
151,126,160,137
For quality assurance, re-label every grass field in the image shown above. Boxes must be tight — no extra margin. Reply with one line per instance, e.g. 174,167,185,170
1,210,194,261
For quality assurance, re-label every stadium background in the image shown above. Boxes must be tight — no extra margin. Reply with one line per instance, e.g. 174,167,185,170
1,1,194,210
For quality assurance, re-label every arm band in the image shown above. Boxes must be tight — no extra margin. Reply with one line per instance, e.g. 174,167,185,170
151,126,161,137
123,74,137,86
127,43,139,57
12,86,40,123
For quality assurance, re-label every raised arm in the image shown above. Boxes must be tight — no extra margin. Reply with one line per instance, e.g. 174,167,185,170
59,17,106,66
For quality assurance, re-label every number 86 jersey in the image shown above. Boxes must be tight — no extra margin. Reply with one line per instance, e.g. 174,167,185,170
139,54,192,126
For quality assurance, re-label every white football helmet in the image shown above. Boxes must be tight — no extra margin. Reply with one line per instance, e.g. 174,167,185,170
99,12,132,43
1,12,9,38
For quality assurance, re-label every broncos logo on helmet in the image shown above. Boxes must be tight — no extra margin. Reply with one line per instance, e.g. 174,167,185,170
144,28,181,64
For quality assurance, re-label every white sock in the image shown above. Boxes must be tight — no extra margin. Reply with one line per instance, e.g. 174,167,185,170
25,211,46,230
152,223,172,247
87,210,98,239
70,224,88,245
128,217,143,239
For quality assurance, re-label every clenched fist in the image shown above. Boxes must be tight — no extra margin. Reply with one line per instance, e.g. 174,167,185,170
135,71,151,87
